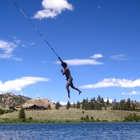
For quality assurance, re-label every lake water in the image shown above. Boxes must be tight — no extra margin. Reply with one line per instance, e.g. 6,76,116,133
0,123,140,140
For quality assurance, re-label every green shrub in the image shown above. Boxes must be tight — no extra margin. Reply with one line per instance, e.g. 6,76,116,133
18,109,26,119
96,118,100,122
28,117,33,120
91,116,94,120
0,109,5,115
124,113,140,122
86,115,89,120
4,109,13,114
102,120,108,122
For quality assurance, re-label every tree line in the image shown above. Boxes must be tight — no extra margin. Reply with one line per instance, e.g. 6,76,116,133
55,95,139,111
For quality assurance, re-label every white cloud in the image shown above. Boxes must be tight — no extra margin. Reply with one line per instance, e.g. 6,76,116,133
13,36,21,44
0,39,22,61
0,77,50,92
12,57,22,61
0,38,35,61
59,102,67,105
22,42,35,48
91,54,103,59
60,59,104,66
33,0,74,19
22,45,27,48
104,98,112,103
14,39,21,44
54,101,77,105
80,78,140,89
122,90,140,95
27,42,35,46
55,54,104,66
0,40,17,59
110,54,128,60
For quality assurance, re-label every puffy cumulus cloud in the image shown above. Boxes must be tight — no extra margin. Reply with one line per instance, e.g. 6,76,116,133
33,0,74,19
0,77,50,92
91,54,103,59
122,90,140,95
55,54,104,66
80,78,140,89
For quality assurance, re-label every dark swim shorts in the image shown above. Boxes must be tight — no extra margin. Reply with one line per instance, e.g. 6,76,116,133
67,77,74,87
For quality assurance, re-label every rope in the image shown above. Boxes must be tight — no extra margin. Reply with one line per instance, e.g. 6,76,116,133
12,0,63,63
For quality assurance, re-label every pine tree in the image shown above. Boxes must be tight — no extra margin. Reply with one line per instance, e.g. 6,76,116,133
120,100,126,110
67,101,71,108
90,102,95,110
91,97,95,102
85,102,89,110
76,101,80,109
58,101,61,107
97,95,101,103
82,99,86,109
55,101,60,110
66,101,71,109
126,98,131,110
107,98,109,105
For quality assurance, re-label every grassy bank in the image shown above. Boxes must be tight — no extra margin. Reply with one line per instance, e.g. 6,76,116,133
0,106,140,123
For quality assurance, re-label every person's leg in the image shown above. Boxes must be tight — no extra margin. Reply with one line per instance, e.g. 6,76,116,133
71,85,82,95
70,80,82,95
66,83,70,98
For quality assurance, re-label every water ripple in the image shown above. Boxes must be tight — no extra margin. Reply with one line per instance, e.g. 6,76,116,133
0,123,140,140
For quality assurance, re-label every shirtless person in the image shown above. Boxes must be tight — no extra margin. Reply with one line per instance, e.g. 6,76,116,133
61,62,82,99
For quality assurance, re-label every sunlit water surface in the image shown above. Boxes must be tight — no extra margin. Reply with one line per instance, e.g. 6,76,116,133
0,123,140,140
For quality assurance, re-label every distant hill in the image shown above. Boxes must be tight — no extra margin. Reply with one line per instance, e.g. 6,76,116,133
0,93,31,108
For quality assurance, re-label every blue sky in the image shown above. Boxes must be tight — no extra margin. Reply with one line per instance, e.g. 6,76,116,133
0,0,140,104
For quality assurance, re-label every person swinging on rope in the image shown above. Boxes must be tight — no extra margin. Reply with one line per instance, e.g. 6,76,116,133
61,62,82,99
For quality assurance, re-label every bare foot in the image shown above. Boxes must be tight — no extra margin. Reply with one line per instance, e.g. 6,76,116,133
79,90,82,95
67,96,70,100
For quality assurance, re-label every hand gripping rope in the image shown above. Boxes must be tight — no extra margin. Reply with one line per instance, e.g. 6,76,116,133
12,0,64,64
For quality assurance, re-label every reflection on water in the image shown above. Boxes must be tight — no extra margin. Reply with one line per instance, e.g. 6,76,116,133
0,123,140,140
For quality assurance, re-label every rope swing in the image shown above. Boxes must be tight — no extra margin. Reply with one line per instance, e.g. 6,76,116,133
12,0,64,64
